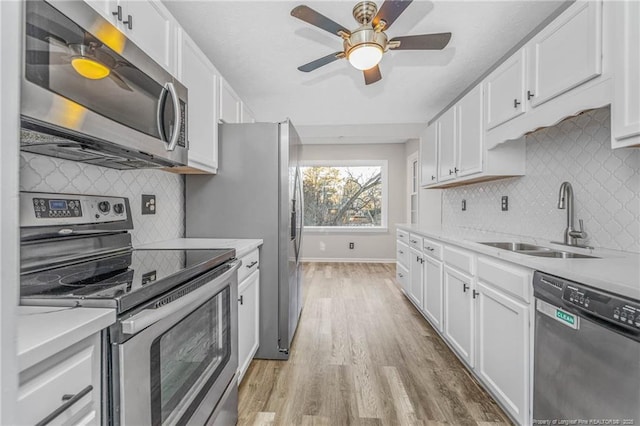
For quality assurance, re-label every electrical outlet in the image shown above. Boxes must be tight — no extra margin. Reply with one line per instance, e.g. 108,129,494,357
349,242,355,250
462,199,467,211
501,196,509,211
142,194,156,215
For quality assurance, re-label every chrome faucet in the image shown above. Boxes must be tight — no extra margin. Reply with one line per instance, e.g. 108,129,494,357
554,181,590,248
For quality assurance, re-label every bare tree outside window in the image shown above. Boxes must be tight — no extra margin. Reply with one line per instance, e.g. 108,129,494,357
302,165,383,227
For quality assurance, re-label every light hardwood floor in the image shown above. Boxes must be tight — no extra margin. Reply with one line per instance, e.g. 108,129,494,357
238,262,512,425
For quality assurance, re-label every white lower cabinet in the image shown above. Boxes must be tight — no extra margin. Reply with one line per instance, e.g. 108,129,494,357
422,255,443,332
238,269,259,383
443,265,474,367
476,281,529,425
409,249,424,309
18,333,101,426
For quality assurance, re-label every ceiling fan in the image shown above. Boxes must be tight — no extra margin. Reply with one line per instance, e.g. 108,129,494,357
26,23,133,91
291,0,452,85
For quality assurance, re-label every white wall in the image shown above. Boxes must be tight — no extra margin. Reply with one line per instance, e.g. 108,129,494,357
300,143,406,262
442,107,640,253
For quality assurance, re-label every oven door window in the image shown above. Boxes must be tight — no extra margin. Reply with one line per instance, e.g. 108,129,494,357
150,286,230,426
24,0,176,141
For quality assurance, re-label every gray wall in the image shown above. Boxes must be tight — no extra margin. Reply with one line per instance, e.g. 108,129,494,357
405,137,443,229
442,107,640,253
300,143,406,262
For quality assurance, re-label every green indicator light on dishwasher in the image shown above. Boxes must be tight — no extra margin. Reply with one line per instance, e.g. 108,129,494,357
556,310,575,325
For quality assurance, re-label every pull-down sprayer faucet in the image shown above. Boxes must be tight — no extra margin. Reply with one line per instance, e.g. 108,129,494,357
554,181,591,248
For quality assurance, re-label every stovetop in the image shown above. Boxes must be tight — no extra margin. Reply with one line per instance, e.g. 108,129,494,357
20,248,236,313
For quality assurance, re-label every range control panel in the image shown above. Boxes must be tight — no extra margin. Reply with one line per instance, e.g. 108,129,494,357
563,284,640,330
21,192,129,227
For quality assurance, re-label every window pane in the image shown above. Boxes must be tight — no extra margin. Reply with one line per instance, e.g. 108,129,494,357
301,166,383,227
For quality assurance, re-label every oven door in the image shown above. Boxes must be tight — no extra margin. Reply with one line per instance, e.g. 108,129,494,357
22,0,187,165
113,261,239,426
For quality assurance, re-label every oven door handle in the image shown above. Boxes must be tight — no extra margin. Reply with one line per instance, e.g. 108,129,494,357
121,261,240,336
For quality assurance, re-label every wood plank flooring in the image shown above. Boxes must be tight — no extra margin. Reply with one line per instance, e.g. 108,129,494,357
238,262,512,425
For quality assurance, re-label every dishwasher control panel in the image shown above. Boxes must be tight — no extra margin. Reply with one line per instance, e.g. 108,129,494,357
563,284,640,330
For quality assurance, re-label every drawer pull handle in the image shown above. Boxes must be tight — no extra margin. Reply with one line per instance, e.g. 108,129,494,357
410,239,418,243
426,247,435,252
35,385,93,426
463,283,469,293
238,295,244,305
246,261,258,268
472,290,480,299
399,250,404,254
398,273,404,278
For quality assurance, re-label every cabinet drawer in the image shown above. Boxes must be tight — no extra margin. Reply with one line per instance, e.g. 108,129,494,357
396,229,409,244
396,263,409,290
18,340,98,426
477,257,531,302
443,245,474,275
238,248,259,284
397,241,410,268
408,233,423,251
422,238,443,260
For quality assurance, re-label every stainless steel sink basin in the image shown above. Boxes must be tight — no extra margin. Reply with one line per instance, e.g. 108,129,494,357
478,242,599,259
479,242,550,251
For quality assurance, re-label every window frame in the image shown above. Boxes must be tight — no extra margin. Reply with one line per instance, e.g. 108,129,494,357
300,159,389,233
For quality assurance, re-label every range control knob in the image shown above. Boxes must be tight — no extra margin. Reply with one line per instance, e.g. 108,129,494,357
113,203,124,215
98,201,111,214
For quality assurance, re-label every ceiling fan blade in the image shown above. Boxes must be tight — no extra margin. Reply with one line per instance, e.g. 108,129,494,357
25,51,69,65
109,72,133,92
298,52,344,72
291,5,350,37
372,0,413,30
363,65,382,85
389,33,452,50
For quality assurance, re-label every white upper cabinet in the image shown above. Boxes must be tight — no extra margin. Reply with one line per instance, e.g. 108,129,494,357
527,0,602,108
84,0,176,74
241,102,256,123
456,84,484,177
437,107,456,182
219,78,241,124
485,49,526,131
612,0,640,148
176,28,219,174
419,123,438,186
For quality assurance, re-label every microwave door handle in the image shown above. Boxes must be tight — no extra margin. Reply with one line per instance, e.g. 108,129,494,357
156,86,168,142
165,82,181,151
121,261,239,335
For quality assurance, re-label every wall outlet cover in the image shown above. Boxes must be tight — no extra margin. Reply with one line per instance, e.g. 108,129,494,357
501,196,508,211
349,242,355,249
462,199,467,211
142,194,156,215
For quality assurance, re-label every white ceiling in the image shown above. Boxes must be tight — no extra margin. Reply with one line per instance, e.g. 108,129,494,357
163,0,567,143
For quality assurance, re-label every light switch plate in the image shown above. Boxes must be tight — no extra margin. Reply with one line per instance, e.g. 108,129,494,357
142,194,156,215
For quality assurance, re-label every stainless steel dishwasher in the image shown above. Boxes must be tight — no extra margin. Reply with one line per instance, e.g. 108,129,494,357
533,271,640,425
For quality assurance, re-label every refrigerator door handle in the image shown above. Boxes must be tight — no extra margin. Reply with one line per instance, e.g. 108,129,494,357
290,199,296,241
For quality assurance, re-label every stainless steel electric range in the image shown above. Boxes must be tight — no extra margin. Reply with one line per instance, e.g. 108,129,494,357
20,191,240,426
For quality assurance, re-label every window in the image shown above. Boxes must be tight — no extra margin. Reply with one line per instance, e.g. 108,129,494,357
301,160,388,232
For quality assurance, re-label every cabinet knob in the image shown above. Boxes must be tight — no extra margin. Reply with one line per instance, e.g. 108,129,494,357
112,5,122,21
513,99,521,108
123,15,133,30
527,90,535,100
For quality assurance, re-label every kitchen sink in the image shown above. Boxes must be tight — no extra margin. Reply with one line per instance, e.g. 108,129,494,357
478,242,599,259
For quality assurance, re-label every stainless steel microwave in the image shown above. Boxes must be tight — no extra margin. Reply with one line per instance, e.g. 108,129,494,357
21,0,188,170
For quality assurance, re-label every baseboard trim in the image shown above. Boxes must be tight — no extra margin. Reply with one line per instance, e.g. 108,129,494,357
301,258,395,263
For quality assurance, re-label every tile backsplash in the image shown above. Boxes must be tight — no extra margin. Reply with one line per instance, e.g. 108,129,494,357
442,107,640,253
20,152,184,246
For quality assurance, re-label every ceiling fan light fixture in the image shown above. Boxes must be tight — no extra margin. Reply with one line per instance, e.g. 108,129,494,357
347,43,383,70
71,56,110,80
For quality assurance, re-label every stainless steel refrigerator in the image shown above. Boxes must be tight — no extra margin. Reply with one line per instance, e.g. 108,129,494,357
185,120,303,360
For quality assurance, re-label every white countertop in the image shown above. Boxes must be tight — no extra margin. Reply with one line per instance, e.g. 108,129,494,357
18,306,116,371
136,238,263,259
397,224,640,300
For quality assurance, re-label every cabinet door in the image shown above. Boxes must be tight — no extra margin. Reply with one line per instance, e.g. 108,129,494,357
219,78,241,123
396,263,409,291
485,49,526,130
528,0,602,109
83,0,118,24
612,0,640,146
437,108,456,182
177,29,218,173
476,281,529,425
122,0,175,73
419,123,438,186
443,266,474,366
456,84,483,177
409,250,423,309
423,256,443,332
238,270,259,383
